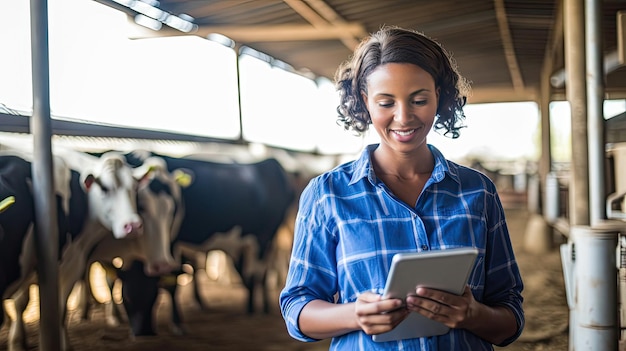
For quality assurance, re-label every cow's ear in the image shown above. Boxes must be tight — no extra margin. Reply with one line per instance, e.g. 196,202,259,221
131,163,154,188
83,174,96,191
137,167,155,188
132,159,162,181
173,168,194,188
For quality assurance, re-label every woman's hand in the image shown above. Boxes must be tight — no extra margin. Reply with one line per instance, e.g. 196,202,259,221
355,291,410,335
405,285,475,329
405,285,519,344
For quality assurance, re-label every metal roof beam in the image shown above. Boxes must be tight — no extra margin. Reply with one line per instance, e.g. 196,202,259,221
494,0,525,91
127,22,367,41
303,0,365,49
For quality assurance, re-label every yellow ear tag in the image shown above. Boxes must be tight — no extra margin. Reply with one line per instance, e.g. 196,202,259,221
147,164,158,175
140,164,158,183
0,196,16,213
174,171,192,188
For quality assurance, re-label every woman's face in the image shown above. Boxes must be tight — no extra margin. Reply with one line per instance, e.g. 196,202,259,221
362,63,439,155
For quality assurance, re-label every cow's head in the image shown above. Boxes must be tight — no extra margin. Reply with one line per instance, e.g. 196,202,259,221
81,152,143,239
132,156,194,275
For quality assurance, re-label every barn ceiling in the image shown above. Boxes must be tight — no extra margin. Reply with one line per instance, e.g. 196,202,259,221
96,0,626,104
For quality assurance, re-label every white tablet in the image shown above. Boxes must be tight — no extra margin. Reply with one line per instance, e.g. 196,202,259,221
372,247,479,342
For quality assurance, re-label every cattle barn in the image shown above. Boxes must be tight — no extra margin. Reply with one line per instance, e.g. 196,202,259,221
1,1,626,351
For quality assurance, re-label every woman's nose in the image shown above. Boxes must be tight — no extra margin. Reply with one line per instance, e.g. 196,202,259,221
394,102,412,122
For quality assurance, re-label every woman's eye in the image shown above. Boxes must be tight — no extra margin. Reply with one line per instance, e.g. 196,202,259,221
412,100,427,106
378,101,394,108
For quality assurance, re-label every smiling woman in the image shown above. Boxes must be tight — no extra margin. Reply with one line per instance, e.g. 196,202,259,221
279,26,525,351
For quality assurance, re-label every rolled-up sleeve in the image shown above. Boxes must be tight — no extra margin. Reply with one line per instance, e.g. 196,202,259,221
485,193,525,346
279,177,338,341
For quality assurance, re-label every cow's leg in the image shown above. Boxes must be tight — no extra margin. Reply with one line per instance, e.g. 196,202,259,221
249,255,272,314
78,262,102,323
234,255,256,314
189,254,209,311
101,263,123,327
7,284,30,351
262,270,272,314
160,272,185,335
76,277,92,321
104,299,122,327
58,238,96,351
239,236,263,314
247,281,256,314
1,303,6,329
59,281,85,351
174,245,208,311
7,228,36,351
80,261,123,326
119,261,159,336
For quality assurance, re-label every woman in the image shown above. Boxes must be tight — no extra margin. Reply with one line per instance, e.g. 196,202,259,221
279,25,524,350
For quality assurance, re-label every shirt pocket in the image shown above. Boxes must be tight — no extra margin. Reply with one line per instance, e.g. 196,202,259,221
427,204,488,247
336,219,418,298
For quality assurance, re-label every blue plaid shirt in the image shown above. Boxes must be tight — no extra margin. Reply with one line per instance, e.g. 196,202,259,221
280,144,524,351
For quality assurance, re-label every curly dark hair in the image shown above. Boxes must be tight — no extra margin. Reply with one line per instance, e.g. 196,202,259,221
334,25,470,138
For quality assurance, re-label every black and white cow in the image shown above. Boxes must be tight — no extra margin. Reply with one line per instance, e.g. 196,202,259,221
0,151,80,330
1,150,145,351
78,156,192,329
117,152,296,336
0,156,39,329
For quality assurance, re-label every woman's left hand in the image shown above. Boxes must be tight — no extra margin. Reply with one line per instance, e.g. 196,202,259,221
405,285,475,329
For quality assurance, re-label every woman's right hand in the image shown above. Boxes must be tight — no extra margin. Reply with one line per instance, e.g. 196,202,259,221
355,291,410,335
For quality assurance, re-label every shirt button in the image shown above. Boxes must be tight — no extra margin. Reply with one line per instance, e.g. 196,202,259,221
421,245,428,250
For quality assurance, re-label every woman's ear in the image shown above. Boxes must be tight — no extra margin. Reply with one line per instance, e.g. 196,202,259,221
361,91,369,109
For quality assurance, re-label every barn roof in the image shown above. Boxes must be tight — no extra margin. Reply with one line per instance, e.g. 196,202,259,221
93,0,626,104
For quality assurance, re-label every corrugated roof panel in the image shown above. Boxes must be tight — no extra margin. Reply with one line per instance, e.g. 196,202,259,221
108,0,626,102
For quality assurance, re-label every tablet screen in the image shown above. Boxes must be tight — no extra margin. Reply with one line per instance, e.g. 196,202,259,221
372,247,479,342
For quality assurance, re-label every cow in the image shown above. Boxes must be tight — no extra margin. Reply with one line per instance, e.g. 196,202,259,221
0,156,38,329
115,151,296,336
90,224,253,336
1,150,145,351
77,156,192,330
0,151,79,331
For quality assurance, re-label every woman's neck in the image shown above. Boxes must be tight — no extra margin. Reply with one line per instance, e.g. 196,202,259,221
372,144,434,179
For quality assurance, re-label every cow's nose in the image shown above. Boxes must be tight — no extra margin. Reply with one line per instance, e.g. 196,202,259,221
124,221,143,236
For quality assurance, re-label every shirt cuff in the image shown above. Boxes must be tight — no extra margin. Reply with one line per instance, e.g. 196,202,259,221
282,297,321,342
493,301,526,346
